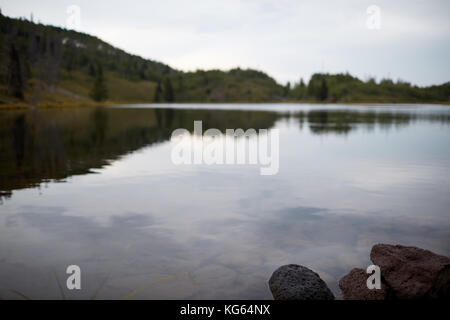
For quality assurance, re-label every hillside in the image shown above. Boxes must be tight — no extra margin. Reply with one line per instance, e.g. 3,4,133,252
295,73,450,103
0,13,449,106
0,12,176,105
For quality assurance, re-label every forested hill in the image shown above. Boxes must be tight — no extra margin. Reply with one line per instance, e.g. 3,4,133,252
0,13,449,106
0,13,178,105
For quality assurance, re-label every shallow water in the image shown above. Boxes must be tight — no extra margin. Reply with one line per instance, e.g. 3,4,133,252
0,103,449,299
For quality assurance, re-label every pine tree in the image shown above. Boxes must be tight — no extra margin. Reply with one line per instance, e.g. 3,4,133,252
299,78,305,87
295,78,306,100
88,63,96,77
318,78,328,101
154,81,162,102
163,77,174,102
7,44,24,99
283,81,291,97
90,63,108,102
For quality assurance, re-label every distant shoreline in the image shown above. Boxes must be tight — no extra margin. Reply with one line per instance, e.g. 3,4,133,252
1,100,450,111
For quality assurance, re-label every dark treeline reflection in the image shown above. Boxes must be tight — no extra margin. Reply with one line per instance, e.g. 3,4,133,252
0,107,280,199
294,110,450,135
1,106,449,199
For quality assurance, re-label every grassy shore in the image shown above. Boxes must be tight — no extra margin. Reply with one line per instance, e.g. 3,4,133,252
1,69,449,111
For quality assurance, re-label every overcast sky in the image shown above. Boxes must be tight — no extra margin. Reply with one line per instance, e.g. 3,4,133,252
1,0,449,86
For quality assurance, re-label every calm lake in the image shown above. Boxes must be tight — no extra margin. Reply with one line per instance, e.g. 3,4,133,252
1,103,449,299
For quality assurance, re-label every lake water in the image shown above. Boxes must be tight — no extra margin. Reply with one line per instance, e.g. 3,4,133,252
0,103,449,299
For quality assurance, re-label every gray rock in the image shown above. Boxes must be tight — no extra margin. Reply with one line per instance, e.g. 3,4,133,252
269,264,335,300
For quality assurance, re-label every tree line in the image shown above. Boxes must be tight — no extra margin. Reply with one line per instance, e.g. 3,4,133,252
1,13,449,105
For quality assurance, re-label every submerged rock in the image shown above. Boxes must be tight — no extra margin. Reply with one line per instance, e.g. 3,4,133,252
370,244,450,299
339,268,390,300
269,264,335,300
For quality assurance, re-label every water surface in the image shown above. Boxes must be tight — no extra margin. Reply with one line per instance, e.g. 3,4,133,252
0,103,449,299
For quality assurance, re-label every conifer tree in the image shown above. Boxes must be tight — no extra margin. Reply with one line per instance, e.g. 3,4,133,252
90,63,108,102
154,81,162,102
284,81,291,97
7,44,24,99
163,77,174,102
319,78,328,101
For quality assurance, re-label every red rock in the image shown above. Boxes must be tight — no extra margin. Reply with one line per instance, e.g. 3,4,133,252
370,244,450,299
339,268,390,300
